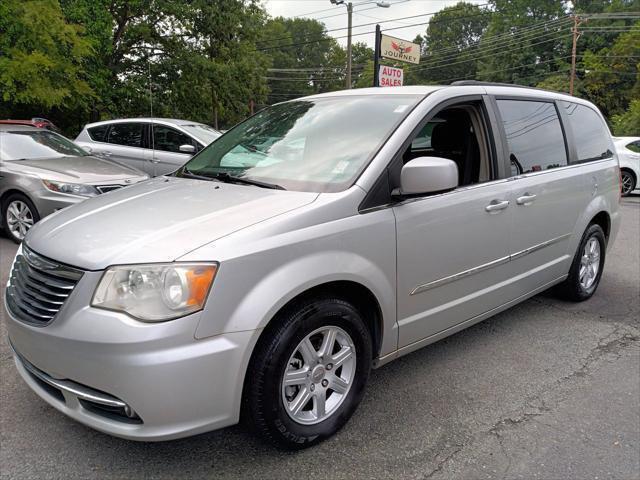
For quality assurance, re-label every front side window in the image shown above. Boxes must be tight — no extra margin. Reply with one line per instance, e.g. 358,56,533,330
151,125,195,153
559,101,613,162
180,95,422,192
497,100,567,176
0,130,89,160
107,123,143,147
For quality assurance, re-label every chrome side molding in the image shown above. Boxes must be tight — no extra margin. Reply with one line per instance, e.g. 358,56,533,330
410,233,572,295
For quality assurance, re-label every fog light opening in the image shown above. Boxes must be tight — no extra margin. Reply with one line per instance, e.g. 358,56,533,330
124,404,136,418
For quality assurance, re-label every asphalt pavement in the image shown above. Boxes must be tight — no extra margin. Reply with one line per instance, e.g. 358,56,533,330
1,196,639,480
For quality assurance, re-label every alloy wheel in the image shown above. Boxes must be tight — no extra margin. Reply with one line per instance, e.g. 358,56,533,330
281,326,356,425
579,237,600,290
6,200,34,241
621,171,634,195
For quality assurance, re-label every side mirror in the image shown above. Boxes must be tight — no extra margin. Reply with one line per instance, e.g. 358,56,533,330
179,144,196,154
395,157,458,196
83,145,93,154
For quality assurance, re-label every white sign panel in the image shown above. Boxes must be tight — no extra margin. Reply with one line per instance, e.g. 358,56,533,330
380,34,420,65
379,65,403,87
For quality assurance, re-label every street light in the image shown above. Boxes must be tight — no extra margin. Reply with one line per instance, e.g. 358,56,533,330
330,0,390,89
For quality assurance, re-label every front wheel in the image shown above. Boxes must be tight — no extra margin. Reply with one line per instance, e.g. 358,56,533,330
2,194,40,244
244,296,372,449
555,224,606,302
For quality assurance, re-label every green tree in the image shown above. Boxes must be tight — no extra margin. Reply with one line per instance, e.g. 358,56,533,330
477,0,569,84
408,2,490,85
612,99,640,135
260,17,348,104
0,0,93,115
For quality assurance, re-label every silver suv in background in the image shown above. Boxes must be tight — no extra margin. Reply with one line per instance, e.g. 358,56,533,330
75,118,221,176
0,125,148,242
6,84,621,449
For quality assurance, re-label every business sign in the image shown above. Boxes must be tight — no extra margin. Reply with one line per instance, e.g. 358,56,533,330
380,34,420,65
379,65,403,87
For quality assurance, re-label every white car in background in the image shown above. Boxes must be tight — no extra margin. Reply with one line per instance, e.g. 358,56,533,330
75,118,221,177
614,136,640,196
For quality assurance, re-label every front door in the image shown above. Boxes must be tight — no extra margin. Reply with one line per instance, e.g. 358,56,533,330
394,99,514,348
394,182,514,347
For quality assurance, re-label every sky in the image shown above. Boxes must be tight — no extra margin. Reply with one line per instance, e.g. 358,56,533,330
262,0,487,48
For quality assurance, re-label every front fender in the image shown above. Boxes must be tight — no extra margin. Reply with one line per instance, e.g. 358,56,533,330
192,209,398,357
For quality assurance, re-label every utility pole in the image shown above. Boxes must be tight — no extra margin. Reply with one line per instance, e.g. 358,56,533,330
569,14,583,96
330,1,389,89
373,24,381,87
346,2,353,89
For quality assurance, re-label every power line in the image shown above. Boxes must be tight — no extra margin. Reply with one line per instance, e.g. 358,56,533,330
256,2,492,49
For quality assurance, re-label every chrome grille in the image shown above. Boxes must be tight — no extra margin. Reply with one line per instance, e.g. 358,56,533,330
6,246,83,326
96,185,123,194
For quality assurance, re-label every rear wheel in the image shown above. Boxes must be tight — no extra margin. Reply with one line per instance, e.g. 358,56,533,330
621,169,636,196
2,194,40,244
244,296,372,449
555,224,606,302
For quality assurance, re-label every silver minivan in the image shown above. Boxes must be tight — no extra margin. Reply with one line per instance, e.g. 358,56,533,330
75,118,221,176
6,84,621,449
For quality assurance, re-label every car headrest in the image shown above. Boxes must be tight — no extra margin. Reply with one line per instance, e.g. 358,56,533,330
431,121,462,153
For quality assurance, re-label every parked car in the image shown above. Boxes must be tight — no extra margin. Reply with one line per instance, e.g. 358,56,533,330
6,84,621,449
75,118,222,176
613,136,640,196
0,118,61,132
0,125,148,243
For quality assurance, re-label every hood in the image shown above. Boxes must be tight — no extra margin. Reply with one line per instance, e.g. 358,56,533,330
25,176,318,270
9,155,147,183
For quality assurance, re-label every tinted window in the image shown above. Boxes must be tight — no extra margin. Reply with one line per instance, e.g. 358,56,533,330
107,123,143,147
151,125,194,153
626,140,640,154
497,100,567,176
559,101,613,162
87,125,109,142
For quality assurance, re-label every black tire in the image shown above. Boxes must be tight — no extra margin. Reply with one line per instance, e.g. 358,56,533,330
555,224,606,302
1,193,40,244
621,169,636,196
244,295,372,450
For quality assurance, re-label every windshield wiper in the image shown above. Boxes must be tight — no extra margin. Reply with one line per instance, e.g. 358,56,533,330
180,168,215,181
212,172,285,190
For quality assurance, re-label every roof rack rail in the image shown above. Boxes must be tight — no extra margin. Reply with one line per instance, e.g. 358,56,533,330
450,80,532,89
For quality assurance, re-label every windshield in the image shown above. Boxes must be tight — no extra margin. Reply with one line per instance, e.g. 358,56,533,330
179,95,422,192
180,124,221,145
0,130,89,160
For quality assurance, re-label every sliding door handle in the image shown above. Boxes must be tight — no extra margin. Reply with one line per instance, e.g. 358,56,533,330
485,200,510,212
516,193,537,205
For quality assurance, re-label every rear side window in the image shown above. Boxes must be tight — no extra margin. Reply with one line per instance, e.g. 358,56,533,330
107,123,143,147
497,100,568,176
626,140,640,153
559,101,613,162
87,125,109,142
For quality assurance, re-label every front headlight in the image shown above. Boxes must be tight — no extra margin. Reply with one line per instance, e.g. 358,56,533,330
92,263,218,321
42,180,99,197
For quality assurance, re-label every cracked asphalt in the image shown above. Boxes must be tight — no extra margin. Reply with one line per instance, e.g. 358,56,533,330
1,196,639,480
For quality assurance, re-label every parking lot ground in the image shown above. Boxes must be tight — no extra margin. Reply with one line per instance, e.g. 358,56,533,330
1,196,639,480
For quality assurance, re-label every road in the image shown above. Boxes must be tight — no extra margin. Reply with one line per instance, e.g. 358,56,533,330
1,197,639,480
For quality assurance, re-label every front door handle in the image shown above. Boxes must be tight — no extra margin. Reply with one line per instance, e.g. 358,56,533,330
485,200,510,212
100,151,112,157
151,159,160,164
516,193,537,205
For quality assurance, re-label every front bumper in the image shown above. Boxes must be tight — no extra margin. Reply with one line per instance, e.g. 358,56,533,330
5,275,260,441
